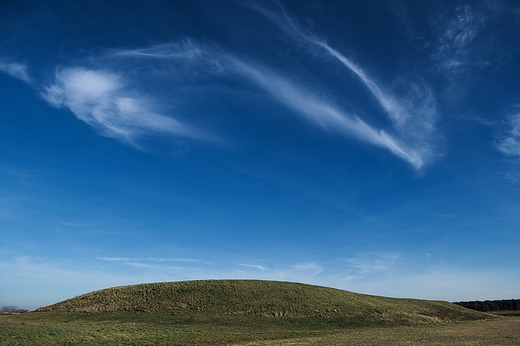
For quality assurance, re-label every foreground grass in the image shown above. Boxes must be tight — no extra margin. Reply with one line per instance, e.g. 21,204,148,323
0,313,517,346
239,317,520,346
0,311,376,346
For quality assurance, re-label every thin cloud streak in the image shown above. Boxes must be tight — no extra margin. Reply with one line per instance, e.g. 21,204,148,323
261,7,409,126
99,257,199,263
497,113,520,157
319,44,408,126
0,60,31,83
228,58,424,168
504,172,520,185
106,41,426,167
254,5,439,168
345,252,399,277
237,263,267,271
108,41,224,77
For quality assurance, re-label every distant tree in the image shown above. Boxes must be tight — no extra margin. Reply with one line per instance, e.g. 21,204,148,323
489,302,498,311
455,299,520,312
1,306,18,314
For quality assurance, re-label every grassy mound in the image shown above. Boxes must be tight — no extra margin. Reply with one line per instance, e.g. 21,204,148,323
35,280,487,326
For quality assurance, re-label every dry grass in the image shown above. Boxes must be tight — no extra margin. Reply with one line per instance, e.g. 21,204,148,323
0,312,515,346
237,317,520,346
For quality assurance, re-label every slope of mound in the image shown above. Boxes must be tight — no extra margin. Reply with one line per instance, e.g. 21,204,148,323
36,280,488,325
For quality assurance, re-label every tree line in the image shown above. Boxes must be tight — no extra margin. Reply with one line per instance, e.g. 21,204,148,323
454,299,520,312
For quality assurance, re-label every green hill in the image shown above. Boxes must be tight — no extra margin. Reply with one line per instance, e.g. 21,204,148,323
35,280,487,326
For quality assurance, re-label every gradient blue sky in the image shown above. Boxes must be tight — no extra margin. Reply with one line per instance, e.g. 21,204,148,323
1,0,520,309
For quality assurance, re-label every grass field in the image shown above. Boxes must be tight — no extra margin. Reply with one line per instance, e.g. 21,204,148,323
239,317,520,345
1,312,517,345
1,280,514,345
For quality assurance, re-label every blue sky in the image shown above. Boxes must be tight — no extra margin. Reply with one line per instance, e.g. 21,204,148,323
1,0,520,309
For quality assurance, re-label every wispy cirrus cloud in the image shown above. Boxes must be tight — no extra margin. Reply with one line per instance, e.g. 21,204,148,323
0,60,31,83
432,4,487,74
103,40,430,168
238,263,268,271
503,172,520,185
6,5,441,169
496,113,520,157
42,68,213,146
98,257,200,263
228,59,425,168
253,5,440,169
109,40,222,72
1,42,221,149
344,252,399,278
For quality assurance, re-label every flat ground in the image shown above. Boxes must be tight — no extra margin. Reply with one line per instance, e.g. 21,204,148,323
488,310,520,316
238,316,520,345
1,313,518,345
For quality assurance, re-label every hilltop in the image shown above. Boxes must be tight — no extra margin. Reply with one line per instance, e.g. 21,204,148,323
35,280,487,326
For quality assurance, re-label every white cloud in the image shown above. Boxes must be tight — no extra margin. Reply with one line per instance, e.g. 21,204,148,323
498,138,520,156
344,252,399,277
4,23,438,168
110,41,222,72
432,5,487,73
311,42,439,159
104,40,430,168
98,257,199,263
504,172,520,185
238,263,268,271
5,17,440,169
253,6,439,169
227,51,426,169
292,262,324,274
42,68,213,145
0,60,31,83
497,113,520,157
